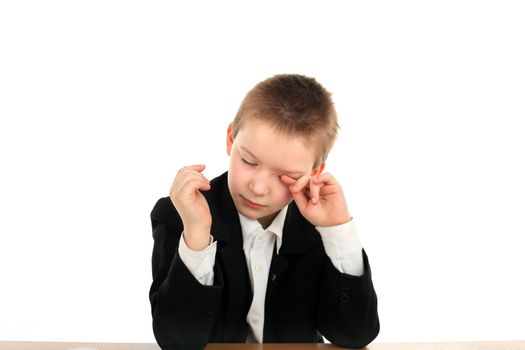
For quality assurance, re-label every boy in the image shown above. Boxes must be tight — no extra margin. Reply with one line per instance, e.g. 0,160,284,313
149,74,379,350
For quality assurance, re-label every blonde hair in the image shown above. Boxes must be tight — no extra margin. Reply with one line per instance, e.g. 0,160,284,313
231,74,339,168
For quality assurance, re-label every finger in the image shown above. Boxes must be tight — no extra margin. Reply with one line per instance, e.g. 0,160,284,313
312,174,340,195
178,166,210,183
183,171,210,189
175,165,207,189
172,168,210,195
289,181,308,210
289,174,310,193
193,180,211,192
169,177,210,210
181,178,211,198
177,165,207,181
309,177,320,204
286,174,312,211
187,164,206,171
280,175,297,186
177,164,205,177
312,172,336,186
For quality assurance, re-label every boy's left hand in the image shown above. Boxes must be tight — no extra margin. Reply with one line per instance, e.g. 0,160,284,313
280,173,352,227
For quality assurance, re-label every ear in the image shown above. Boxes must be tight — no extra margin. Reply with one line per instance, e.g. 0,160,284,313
226,122,235,156
310,162,325,176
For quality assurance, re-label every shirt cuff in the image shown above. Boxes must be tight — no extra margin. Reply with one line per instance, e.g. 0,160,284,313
316,219,364,276
178,232,217,285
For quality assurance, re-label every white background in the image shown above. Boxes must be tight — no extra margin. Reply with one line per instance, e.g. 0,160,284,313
1,0,524,344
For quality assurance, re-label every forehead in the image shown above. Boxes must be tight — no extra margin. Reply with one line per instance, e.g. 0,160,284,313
235,118,316,172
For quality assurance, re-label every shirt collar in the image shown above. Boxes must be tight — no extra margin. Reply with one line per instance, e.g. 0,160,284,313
238,205,289,255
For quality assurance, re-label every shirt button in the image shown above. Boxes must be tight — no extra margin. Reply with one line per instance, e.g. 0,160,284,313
255,264,263,272
257,234,265,240
251,316,260,324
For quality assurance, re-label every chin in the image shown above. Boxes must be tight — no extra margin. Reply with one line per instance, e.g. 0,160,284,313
239,208,264,219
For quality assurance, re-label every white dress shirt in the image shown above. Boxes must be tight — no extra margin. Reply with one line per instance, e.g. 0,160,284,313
178,204,364,343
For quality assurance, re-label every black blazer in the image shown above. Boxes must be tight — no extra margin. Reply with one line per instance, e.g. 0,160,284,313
149,171,379,350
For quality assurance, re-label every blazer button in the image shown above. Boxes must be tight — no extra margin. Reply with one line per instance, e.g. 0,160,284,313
270,274,277,282
340,286,350,304
206,306,216,314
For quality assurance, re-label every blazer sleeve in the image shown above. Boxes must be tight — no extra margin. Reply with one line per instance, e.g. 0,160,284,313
149,197,223,350
316,249,380,349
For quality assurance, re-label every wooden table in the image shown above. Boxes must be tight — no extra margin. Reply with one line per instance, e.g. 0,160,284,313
0,341,523,350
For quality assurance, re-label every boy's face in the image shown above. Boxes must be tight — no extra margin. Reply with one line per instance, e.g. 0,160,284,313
226,117,324,228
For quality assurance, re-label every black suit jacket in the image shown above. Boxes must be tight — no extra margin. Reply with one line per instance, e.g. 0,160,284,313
149,171,379,350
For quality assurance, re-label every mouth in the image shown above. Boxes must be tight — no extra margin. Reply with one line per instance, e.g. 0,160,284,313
241,196,265,208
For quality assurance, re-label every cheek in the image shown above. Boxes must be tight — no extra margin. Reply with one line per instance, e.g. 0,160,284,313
272,179,293,202
229,160,250,187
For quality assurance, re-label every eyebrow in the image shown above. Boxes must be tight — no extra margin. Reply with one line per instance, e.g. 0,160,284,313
240,146,305,175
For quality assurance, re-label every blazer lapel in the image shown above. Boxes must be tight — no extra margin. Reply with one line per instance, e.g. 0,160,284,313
265,201,322,301
265,243,289,302
204,171,252,341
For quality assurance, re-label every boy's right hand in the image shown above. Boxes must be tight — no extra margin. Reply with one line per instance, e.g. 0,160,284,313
169,164,212,251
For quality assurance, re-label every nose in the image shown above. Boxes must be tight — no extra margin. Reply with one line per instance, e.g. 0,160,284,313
249,174,270,196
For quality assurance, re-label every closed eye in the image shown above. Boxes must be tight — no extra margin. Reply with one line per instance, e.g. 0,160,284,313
242,157,300,180
241,158,256,166
281,175,300,180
